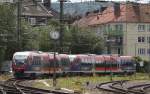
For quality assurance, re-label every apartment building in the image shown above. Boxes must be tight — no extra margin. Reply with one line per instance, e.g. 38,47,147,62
73,2,150,60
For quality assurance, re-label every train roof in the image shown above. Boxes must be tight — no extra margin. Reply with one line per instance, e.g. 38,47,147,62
13,51,32,56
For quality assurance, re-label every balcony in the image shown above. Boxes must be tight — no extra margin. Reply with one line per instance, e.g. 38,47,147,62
105,37,123,46
104,29,123,36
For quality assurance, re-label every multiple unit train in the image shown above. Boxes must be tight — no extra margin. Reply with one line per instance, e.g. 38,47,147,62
12,51,136,78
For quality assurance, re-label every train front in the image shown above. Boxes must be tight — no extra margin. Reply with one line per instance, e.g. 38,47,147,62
12,52,28,78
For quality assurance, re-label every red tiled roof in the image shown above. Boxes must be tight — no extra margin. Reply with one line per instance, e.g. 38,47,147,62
73,3,150,27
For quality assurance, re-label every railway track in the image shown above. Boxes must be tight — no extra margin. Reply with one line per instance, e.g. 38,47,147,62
0,78,75,94
96,80,150,94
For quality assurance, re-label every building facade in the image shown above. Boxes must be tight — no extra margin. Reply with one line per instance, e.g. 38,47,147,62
74,2,150,60
21,0,52,26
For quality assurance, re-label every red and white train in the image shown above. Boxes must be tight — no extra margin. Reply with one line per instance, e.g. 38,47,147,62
12,51,136,78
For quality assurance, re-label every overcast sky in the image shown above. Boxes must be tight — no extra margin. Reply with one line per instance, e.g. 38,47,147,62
51,0,149,3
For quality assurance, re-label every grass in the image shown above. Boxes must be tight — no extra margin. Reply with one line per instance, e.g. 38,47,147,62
0,73,12,81
32,73,150,91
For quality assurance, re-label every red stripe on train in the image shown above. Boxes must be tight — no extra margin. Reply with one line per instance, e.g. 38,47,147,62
95,67,119,71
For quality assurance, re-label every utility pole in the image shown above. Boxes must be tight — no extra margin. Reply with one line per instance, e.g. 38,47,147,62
17,0,22,51
59,0,64,53
58,0,67,53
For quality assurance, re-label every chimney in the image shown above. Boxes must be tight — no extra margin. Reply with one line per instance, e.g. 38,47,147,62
114,3,121,18
100,6,107,12
44,0,51,10
132,2,140,21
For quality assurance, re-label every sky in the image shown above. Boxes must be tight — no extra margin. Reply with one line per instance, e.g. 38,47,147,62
51,0,149,3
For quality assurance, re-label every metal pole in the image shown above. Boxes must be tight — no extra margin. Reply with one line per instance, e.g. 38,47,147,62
17,0,22,51
59,0,64,53
53,40,57,87
148,2,150,79
110,55,113,81
107,36,113,81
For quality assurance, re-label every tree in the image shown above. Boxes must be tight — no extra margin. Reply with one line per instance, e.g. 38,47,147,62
69,26,104,54
133,56,143,72
32,25,56,51
21,20,40,51
0,3,16,61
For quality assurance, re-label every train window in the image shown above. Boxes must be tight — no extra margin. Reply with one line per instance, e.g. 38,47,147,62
49,59,60,67
61,58,69,66
95,60,98,63
32,56,41,65
14,55,28,60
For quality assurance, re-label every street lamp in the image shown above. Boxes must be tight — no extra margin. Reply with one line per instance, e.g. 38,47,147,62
50,30,60,88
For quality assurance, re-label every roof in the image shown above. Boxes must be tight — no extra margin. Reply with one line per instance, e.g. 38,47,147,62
21,0,53,17
73,3,150,27
13,51,32,56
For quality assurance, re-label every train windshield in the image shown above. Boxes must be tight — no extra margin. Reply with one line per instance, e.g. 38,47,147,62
13,55,28,64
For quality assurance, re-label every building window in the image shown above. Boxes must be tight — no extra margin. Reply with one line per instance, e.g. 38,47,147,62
147,37,150,43
148,25,150,32
116,37,122,42
28,18,36,25
138,48,145,55
23,7,29,11
115,24,123,31
147,49,150,55
138,24,145,32
138,36,145,43
117,48,121,54
36,18,46,25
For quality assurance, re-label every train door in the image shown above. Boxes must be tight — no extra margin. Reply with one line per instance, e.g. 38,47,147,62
70,55,81,72
80,55,93,73
60,54,70,73
30,54,42,74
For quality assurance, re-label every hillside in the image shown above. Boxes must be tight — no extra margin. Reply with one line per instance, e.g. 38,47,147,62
51,1,112,16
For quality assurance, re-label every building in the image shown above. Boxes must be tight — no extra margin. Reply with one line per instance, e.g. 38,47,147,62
73,2,150,60
0,0,52,26
21,0,53,26
35,0,60,19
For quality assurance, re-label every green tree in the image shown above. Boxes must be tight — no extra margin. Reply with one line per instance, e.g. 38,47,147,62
0,3,16,61
70,26,104,54
133,56,143,72
32,25,56,51
21,20,40,51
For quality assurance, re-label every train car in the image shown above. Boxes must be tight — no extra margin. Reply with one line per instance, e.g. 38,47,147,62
40,53,61,75
94,55,120,73
69,55,80,72
47,53,61,74
119,56,136,74
59,54,70,73
77,54,94,73
12,51,136,78
12,51,38,78
94,55,105,73
12,51,61,78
